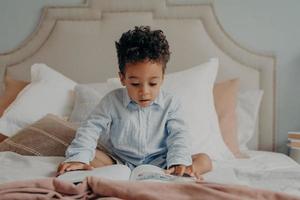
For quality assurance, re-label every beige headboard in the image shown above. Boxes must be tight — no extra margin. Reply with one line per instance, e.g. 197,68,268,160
0,0,276,151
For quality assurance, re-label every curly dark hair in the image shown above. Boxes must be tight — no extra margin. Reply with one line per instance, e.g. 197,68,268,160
115,26,170,74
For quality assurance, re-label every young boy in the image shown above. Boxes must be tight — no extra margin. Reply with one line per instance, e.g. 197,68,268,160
57,26,212,178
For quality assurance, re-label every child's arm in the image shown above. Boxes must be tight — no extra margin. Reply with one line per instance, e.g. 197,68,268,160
165,97,192,172
58,96,112,174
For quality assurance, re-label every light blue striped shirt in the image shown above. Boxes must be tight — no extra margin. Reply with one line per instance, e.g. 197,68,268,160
65,88,192,169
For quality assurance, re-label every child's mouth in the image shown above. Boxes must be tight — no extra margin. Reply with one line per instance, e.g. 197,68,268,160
139,99,151,105
140,99,151,102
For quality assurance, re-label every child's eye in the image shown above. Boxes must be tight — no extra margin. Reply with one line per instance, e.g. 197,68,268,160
131,83,140,87
149,83,157,87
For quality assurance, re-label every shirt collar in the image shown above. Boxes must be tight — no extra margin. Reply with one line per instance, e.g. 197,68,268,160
152,89,164,109
122,88,164,109
122,88,132,108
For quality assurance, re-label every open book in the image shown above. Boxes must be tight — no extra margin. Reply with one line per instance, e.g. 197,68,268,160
57,164,196,183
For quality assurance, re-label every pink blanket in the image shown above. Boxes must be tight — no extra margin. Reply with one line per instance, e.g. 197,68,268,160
0,177,299,200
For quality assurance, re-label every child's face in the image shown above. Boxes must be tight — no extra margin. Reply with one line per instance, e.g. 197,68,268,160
119,60,164,107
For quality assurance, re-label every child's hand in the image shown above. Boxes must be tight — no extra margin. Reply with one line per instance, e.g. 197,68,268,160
56,162,93,176
166,165,203,180
185,165,203,181
165,165,186,176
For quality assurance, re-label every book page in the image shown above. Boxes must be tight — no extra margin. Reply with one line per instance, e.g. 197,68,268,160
130,164,196,182
57,164,131,183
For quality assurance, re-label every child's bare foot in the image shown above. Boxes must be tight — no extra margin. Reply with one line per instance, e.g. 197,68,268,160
56,162,93,176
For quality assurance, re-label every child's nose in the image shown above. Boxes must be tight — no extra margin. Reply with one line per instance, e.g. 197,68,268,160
139,86,150,96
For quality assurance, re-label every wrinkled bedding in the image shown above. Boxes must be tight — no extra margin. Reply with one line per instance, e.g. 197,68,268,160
1,176,300,200
0,150,300,197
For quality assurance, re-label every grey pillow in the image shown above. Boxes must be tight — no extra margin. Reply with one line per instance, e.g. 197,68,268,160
69,83,115,123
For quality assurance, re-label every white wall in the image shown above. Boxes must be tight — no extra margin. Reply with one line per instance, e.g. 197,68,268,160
0,0,299,153
0,0,82,52
212,0,300,153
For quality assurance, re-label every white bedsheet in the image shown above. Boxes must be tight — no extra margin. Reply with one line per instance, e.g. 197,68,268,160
205,150,300,196
0,151,63,183
0,150,300,196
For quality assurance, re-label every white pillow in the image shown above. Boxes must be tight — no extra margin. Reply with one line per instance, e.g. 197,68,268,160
69,83,116,123
0,63,76,137
237,89,263,150
108,58,234,161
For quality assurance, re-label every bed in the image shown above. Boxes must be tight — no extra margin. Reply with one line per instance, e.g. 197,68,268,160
0,0,299,199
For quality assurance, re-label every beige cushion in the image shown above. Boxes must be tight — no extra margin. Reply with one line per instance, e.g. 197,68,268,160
0,76,29,117
0,114,77,156
213,79,248,158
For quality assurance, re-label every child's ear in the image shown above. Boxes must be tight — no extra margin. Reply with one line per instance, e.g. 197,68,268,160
118,72,126,86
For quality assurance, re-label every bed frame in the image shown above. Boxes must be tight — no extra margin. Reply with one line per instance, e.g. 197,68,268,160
0,0,276,151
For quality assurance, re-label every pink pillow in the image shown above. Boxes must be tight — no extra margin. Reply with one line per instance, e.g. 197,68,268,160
213,79,248,158
0,76,29,117
0,76,29,143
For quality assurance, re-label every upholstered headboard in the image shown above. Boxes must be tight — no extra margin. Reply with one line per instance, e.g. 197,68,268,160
0,0,276,151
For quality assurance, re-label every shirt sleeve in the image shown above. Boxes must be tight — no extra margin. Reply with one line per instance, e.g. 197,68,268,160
64,95,112,164
165,97,192,168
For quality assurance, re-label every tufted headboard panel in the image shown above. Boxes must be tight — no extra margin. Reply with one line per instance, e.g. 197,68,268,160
0,0,276,151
